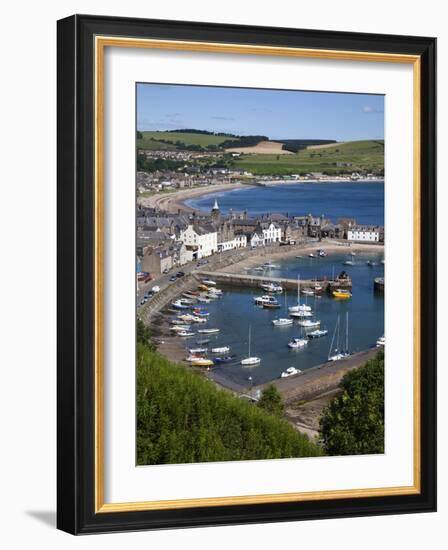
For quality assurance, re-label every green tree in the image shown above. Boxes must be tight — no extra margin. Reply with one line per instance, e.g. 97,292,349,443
257,385,285,418
319,351,384,456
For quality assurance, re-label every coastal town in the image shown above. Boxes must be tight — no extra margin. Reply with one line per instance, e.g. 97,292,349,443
137,193,384,278
136,84,385,461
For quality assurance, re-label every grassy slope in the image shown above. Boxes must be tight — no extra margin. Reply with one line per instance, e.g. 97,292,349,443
137,343,322,465
234,140,384,175
138,131,232,149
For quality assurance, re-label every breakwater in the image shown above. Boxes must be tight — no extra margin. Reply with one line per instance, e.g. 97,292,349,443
196,270,352,292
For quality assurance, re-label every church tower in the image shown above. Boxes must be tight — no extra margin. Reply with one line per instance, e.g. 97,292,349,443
211,198,220,223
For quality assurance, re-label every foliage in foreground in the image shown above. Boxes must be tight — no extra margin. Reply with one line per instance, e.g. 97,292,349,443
137,343,322,465
319,351,384,456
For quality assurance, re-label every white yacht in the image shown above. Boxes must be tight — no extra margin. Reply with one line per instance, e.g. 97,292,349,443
281,367,302,378
288,337,308,349
241,326,261,366
272,318,293,327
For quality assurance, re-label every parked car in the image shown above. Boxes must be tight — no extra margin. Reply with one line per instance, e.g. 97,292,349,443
169,275,177,282
176,271,185,277
163,268,170,274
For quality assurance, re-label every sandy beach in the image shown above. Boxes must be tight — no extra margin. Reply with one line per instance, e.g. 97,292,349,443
138,182,254,214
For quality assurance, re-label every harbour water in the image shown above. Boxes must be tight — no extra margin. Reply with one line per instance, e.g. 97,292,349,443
186,181,384,225
177,251,384,387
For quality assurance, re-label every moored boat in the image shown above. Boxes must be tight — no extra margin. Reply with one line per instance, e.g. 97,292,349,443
376,335,385,347
197,328,220,334
241,325,261,366
211,346,230,354
332,289,352,299
191,358,214,367
272,318,293,327
307,329,328,338
281,367,302,378
298,319,321,328
288,337,308,349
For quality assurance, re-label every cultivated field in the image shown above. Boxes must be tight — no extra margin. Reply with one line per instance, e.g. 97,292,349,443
226,140,292,155
234,140,384,175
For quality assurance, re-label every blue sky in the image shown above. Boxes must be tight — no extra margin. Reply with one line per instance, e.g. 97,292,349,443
137,83,384,141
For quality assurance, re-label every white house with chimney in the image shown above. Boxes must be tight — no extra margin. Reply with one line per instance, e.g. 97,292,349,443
260,222,282,244
179,224,218,259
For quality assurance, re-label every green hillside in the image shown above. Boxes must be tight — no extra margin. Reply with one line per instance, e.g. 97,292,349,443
137,342,321,465
234,140,384,176
138,131,234,150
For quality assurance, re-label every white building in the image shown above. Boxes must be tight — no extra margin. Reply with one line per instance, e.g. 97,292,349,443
249,231,265,248
179,224,218,259
217,233,247,252
260,222,282,244
347,225,381,242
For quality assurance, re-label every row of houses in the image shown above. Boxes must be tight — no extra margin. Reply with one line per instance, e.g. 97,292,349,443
137,201,384,275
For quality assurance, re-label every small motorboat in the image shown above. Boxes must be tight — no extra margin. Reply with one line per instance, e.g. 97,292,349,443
318,249,327,257
376,335,385,347
288,304,312,313
202,279,216,286
328,351,350,361
197,284,209,292
308,253,315,258
177,330,195,337
272,318,293,327
332,289,352,299
186,355,205,362
289,310,313,318
288,337,308,349
197,328,220,334
191,358,214,367
259,282,283,293
307,329,328,338
281,367,302,378
254,295,277,306
172,300,190,309
211,346,230,354
213,356,234,364
298,319,321,328
170,324,191,332
343,260,354,266
188,347,208,354
263,301,281,309
208,288,223,296
301,288,314,296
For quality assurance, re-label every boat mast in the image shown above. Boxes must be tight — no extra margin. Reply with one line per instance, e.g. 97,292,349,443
328,315,339,359
248,325,251,357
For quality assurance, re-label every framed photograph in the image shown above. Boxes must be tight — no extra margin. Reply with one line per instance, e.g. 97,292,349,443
57,14,436,534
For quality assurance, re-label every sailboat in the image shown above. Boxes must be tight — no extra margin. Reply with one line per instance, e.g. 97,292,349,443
288,275,312,313
328,312,350,361
241,325,261,366
273,292,294,326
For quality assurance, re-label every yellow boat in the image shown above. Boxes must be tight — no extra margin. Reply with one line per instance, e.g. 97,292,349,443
197,284,209,292
191,358,214,367
332,289,352,299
